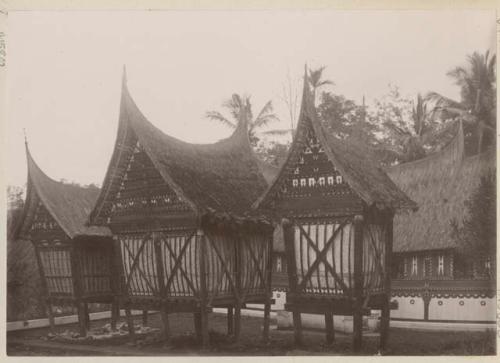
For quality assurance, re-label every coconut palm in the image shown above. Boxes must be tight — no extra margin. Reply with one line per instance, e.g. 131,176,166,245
426,50,496,154
308,66,334,102
205,94,287,145
381,94,436,162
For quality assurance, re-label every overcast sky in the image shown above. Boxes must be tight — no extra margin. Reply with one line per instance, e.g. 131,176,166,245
6,10,496,188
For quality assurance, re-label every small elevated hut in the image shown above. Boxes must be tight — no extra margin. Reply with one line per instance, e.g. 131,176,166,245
88,71,274,346
14,144,115,336
254,68,417,351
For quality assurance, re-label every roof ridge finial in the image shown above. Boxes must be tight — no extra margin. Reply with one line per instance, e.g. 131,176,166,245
23,128,28,146
122,64,128,90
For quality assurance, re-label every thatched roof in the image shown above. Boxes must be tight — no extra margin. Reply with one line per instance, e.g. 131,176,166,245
90,69,269,222
17,145,110,239
387,122,495,253
255,67,416,213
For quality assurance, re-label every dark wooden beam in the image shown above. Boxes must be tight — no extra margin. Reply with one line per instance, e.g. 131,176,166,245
353,215,364,352
283,219,302,346
379,215,394,353
198,230,210,348
325,312,335,344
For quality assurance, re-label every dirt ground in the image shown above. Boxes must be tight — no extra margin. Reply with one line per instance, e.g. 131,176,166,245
7,312,497,356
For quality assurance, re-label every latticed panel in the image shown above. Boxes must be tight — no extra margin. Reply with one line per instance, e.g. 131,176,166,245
159,232,200,297
294,222,354,295
205,234,236,299
362,223,387,294
120,234,159,297
240,233,270,296
39,249,74,295
80,247,113,296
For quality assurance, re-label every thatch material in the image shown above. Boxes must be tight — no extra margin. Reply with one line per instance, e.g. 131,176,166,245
90,70,269,222
17,146,110,239
387,122,495,253
255,67,416,212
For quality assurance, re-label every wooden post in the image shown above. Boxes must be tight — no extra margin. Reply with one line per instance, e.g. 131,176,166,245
83,302,90,331
198,229,210,348
227,307,234,335
110,237,123,332
283,219,302,346
111,300,119,331
234,232,242,342
325,312,335,344
353,215,364,352
379,215,393,353
125,306,135,336
46,301,56,333
142,310,148,326
194,312,202,340
71,243,87,337
160,307,170,339
262,231,273,343
34,245,55,332
77,302,87,337
153,231,170,338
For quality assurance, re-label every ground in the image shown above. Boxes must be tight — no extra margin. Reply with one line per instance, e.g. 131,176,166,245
7,312,497,356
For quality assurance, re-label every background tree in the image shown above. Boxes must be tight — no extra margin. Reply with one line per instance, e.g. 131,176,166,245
368,85,453,164
308,66,334,103
427,50,496,155
205,93,285,146
451,172,496,279
7,185,45,321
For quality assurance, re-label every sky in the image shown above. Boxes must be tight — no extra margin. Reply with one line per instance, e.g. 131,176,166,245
5,10,496,188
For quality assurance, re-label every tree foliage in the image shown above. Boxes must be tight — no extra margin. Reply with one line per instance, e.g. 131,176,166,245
426,50,496,155
205,94,283,146
451,172,496,279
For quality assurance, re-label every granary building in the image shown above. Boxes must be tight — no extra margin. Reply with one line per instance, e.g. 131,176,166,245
255,68,416,351
14,144,115,336
88,70,274,346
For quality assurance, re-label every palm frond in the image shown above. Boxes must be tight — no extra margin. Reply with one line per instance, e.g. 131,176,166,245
253,101,279,129
205,111,237,129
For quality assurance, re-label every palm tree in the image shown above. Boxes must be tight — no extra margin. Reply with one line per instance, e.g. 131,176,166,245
308,66,334,102
205,94,286,145
382,94,434,162
426,50,496,154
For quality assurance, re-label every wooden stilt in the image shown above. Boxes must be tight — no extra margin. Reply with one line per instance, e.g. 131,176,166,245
227,307,234,335
142,310,148,326
292,311,303,346
200,307,210,348
160,307,170,339
379,215,394,353
234,305,241,341
194,312,202,340
46,302,55,333
325,312,335,344
353,215,364,353
379,299,390,352
83,302,90,331
125,307,135,336
198,229,210,348
77,303,87,337
110,300,119,331
262,300,271,342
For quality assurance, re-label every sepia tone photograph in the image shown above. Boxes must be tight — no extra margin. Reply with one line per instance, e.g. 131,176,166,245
2,3,498,357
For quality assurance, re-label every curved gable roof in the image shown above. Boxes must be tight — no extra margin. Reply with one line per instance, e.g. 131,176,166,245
387,122,495,252
91,70,269,221
255,67,417,212
21,145,110,239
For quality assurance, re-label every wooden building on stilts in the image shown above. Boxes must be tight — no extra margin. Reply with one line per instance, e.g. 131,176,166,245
88,69,274,346
254,67,417,352
14,143,117,337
